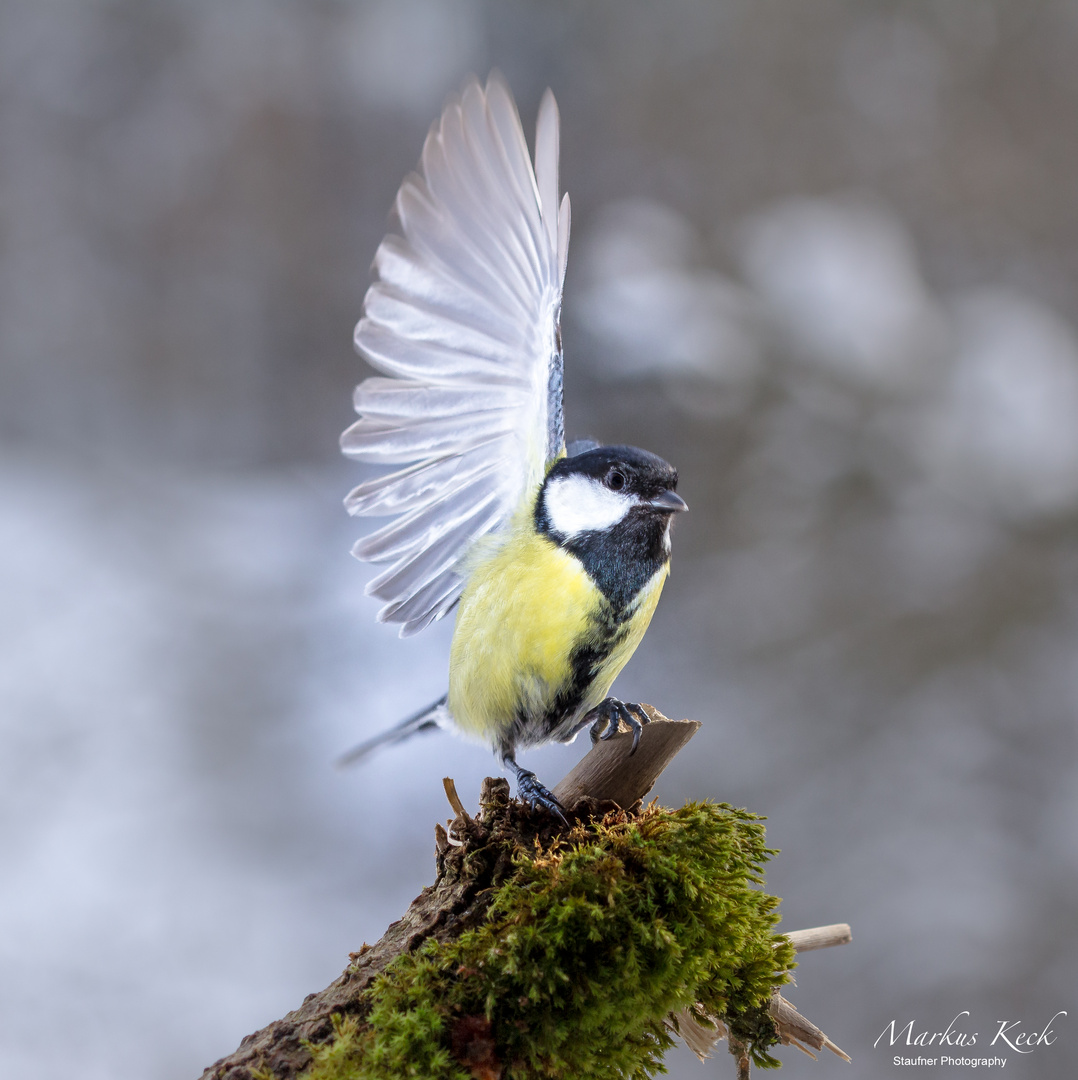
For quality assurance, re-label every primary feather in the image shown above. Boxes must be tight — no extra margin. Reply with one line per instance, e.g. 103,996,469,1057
343,73,570,636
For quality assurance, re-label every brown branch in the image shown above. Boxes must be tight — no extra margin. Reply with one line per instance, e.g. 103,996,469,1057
553,707,701,808
200,710,696,1080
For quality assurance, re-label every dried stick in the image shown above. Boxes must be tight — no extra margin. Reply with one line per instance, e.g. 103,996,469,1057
784,923,852,952
553,706,700,808
769,993,851,1062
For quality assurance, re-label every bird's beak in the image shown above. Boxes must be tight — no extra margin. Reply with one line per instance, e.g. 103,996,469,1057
646,490,688,513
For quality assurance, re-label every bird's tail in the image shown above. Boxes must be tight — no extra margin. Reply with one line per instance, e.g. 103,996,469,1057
335,694,449,768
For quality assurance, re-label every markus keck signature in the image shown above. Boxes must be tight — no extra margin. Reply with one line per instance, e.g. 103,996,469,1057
875,1010,1067,1062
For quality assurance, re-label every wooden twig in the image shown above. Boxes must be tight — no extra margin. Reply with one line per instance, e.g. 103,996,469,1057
553,706,700,809
729,1035,752,1080
784,923,851,952
769,993,851,1062
442,776,471,822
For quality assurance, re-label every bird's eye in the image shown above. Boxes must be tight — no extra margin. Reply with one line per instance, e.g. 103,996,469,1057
607,470,626,491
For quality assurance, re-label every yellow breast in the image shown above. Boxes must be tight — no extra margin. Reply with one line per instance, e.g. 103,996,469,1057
447,525,669,743
449,529,596,737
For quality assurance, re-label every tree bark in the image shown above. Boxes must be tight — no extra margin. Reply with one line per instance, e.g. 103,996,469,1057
200,714,697,1080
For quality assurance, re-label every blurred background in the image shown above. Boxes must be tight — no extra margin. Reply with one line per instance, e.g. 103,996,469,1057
2,1,1076,1077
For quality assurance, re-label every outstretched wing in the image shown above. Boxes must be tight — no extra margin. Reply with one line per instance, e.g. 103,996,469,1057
342,73,571,636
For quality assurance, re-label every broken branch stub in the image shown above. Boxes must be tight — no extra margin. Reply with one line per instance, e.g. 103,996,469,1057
553,706,701,809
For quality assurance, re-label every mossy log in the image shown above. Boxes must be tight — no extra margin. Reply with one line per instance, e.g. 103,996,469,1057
200,713,848,1080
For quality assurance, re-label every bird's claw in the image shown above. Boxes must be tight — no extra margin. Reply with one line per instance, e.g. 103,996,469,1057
588,697,652,756
514,769,568,825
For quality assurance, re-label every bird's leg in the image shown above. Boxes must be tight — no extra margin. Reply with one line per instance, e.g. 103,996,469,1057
501,749,568,824
587,697,651,756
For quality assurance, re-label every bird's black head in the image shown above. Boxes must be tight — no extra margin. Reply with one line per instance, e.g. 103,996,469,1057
537,444,685,536
535,445,687,609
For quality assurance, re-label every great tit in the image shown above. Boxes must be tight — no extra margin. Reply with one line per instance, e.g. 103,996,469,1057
339,73,687,815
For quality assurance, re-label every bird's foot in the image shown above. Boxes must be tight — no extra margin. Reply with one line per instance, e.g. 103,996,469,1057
512,768,568,824
588,697,651,755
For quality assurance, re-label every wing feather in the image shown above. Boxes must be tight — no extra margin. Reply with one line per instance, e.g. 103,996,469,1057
363,284,527,357
534,89,560,256
394,178,526,317
421,114,544,309
352,379,524,420
344,452,493,518
354,319,525,384
363,491,503,606
341,415,510,465
461,84,548,283
557,192,571,291
372,236,530,341
485,78,542,214
344,73,570,633
433,105,545,298
352,471,503,564
384,573,465,637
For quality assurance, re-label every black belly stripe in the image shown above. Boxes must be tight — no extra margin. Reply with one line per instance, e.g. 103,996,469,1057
540,610,628,736
504,602,626,747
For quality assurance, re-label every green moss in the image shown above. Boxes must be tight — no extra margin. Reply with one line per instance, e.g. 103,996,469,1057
302,801,796,1080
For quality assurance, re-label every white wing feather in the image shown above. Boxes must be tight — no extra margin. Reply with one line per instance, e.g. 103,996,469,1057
342,73,570,636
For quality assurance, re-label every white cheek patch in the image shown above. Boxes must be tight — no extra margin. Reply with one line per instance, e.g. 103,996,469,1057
544,474,633,536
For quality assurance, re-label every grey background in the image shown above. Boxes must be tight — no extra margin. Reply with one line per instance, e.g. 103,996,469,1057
2,2,1076,1077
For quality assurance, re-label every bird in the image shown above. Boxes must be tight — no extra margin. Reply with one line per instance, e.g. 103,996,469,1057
339,73,687,816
